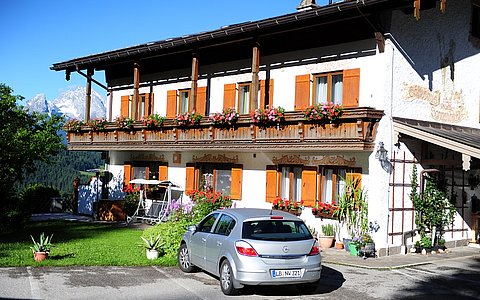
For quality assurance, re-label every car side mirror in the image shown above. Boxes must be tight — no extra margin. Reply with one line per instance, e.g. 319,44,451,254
187,225,197,232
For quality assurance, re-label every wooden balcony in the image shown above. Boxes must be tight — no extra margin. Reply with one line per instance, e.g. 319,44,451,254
67,108,383,152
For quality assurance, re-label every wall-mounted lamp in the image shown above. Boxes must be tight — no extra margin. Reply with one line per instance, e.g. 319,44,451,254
375,142,389,162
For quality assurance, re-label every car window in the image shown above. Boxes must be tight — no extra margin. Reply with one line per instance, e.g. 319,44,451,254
198,213,219,233
213,214,236,236
242,220,312,241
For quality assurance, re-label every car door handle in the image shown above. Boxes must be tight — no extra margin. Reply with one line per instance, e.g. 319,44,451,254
217,241,222,247
202,238,206,243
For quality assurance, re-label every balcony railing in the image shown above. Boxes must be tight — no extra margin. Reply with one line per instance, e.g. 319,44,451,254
66,107,383,151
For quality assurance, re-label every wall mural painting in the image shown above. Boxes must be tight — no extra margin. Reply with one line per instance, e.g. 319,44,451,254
272,155,356,167
403,83,467,123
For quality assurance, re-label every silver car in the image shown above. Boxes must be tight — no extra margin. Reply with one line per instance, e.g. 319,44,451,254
178,208,321,295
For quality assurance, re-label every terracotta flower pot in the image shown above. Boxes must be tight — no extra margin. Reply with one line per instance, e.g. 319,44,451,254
335,241,344,249
318,236,334,249
34,252,48,262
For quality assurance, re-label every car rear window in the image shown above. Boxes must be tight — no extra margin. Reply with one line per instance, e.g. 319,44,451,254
242,220,312,241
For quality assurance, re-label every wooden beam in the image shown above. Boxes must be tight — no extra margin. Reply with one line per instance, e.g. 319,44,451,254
85,68,94,122
190,54,199,112
375,32,385,53
440,0,446,13
414,0,421,20
75,68,109,91
251,43,260,111
132,63,140,119
107,89,113,121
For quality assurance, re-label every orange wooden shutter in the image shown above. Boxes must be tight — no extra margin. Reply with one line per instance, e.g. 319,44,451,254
143,93,150,118
346,170,362,190
260,79,274,109
301,167,317,207
265,165,278,203
294,74,310,111
185,163,196,192
124,163,132,185
342,68,360,107
166,90,177,118
230,165,243,200
223,83,236,110
121,95,130,117
158,165,168,181
196,86,207,115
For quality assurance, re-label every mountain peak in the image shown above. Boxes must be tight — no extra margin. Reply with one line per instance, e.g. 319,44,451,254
26,86,106,119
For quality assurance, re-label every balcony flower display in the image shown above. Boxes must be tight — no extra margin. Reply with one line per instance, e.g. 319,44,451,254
209,107,239,127
251,105,285,126
114,116,135,130
272,197,303,214
310,202,338,219
304,102,343,122
142,114,166,129
86,118,107,131
174,111,203,127
63,119,84,132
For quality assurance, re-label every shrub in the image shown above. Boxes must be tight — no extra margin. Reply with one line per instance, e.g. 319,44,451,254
20,184,61,214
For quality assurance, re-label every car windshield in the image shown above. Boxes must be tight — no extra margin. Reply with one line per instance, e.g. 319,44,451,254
242,220,312,241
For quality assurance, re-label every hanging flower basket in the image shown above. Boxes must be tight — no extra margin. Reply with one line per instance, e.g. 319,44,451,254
114,116,135,130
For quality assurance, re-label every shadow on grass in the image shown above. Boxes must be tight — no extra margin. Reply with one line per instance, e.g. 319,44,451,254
0,220,129,244
49,253,76,260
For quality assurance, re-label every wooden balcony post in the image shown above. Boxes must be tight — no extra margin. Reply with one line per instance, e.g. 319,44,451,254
85,68,94,122
190,54,199,112
107,89,113,121
132,63,140,119
251,43,260,111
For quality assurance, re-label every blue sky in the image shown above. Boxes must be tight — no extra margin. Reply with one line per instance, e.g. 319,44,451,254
0,1,331,103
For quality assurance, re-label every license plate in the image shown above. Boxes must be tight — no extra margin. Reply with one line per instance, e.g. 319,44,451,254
271,269,302,278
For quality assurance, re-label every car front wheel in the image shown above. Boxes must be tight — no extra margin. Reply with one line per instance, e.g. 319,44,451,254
220,260,238,295
178,243,195,273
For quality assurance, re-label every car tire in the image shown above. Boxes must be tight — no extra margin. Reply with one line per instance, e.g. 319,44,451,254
178,243,195,273
296,280,319,294
220,260,239,295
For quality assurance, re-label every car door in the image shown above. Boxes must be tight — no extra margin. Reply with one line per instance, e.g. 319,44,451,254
205,213,236,274
189,213,219,270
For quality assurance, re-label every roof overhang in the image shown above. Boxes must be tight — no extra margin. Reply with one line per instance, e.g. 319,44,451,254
50,0,411,73
393,117,480,160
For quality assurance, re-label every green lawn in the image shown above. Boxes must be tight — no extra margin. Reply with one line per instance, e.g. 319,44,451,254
0,220,177,267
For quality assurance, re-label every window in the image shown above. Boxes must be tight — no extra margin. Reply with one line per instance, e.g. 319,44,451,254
295,69,359,110
238,83,251,114
214,214,236,236
223,80,273,113
198,164,232,195
124,162,168,185
313,72,343,105
198,213,219,233
319,167,361,204
242,220,312,241
120,93,153,119
185,163,243,199
179,89,190,114
280,166,302,201
265,164,361,206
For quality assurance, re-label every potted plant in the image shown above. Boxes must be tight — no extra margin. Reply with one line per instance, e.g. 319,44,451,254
318,224,335,249
334,223,343,249
141,234,163,260
333,177,368,252
30,232,53,262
